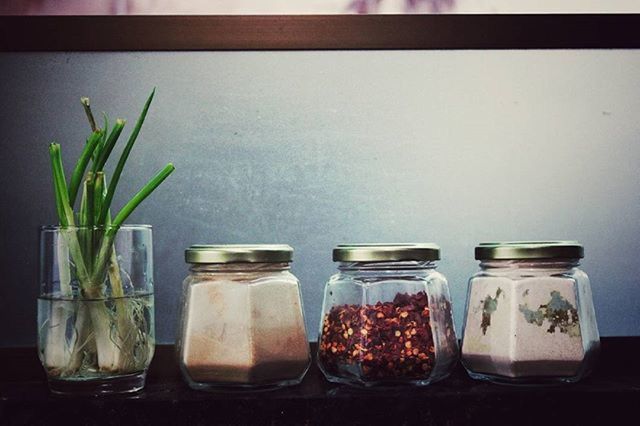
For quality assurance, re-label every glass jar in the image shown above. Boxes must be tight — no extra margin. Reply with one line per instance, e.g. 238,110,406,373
461,241,600,384
317,244,458,387
38,225,155,395
177,244,311,390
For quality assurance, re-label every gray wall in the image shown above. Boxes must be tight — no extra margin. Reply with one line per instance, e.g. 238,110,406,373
1,50,639,346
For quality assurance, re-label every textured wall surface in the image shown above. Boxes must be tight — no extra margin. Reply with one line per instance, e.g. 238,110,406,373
1,50,639,346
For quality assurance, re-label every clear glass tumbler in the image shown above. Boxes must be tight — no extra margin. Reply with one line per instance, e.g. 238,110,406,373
38,225,155,395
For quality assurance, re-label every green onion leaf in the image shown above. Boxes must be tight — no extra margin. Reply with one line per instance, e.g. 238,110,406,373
93,172,105,225
81,97,98,133
92,119,125,173
98,89,155,225
101,112,109,142
111,163,174,228
92,163,174,280
78,173,94,263
49,143,67,225
68,130,102,207
48,143,75,227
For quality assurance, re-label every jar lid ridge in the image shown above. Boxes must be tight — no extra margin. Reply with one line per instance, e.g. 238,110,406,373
185,244,293,264
333,243,440,262
475,241,584,260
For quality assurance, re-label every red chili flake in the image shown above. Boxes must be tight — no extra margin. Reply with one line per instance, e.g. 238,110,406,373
318,291,442,381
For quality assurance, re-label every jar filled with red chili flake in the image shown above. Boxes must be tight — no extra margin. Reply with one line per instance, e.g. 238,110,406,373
317,244,458,387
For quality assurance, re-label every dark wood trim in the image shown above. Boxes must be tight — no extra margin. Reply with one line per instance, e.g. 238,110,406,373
1,14,640,51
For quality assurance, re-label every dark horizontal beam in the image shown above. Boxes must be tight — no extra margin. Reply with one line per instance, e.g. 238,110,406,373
1,14,640,51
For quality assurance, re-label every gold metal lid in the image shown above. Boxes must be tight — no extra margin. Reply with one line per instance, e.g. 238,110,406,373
185,244,293,264
333,243,441,262
475,241,584,260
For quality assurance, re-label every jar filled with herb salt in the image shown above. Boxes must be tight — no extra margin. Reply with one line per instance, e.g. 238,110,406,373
461,241,600,384
318,244,458,387
177,245,311,390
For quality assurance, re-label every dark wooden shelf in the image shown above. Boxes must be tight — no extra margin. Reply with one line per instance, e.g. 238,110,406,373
1,15,640,51
1,338,639,425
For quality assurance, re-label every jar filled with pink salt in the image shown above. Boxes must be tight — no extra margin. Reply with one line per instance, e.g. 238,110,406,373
177,244,311,390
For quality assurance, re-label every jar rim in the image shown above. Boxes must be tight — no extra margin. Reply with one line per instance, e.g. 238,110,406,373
40,224,152,231
185,244,293,264
333,243,440,262
475,241,584,260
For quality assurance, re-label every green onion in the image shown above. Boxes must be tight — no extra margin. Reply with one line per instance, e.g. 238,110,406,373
50,89,174,283
46,89,173,375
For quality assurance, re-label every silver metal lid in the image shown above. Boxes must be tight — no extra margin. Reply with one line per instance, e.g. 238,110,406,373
185,244,293,264
475,241,584,260
333,243,441,262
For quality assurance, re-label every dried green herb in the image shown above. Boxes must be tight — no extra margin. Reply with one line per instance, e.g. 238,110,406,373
480,288,503,335
519,290,581,337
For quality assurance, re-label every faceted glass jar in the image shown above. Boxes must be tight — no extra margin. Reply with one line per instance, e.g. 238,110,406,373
461,241,600,385
176,245,311,390
317,244,458,387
